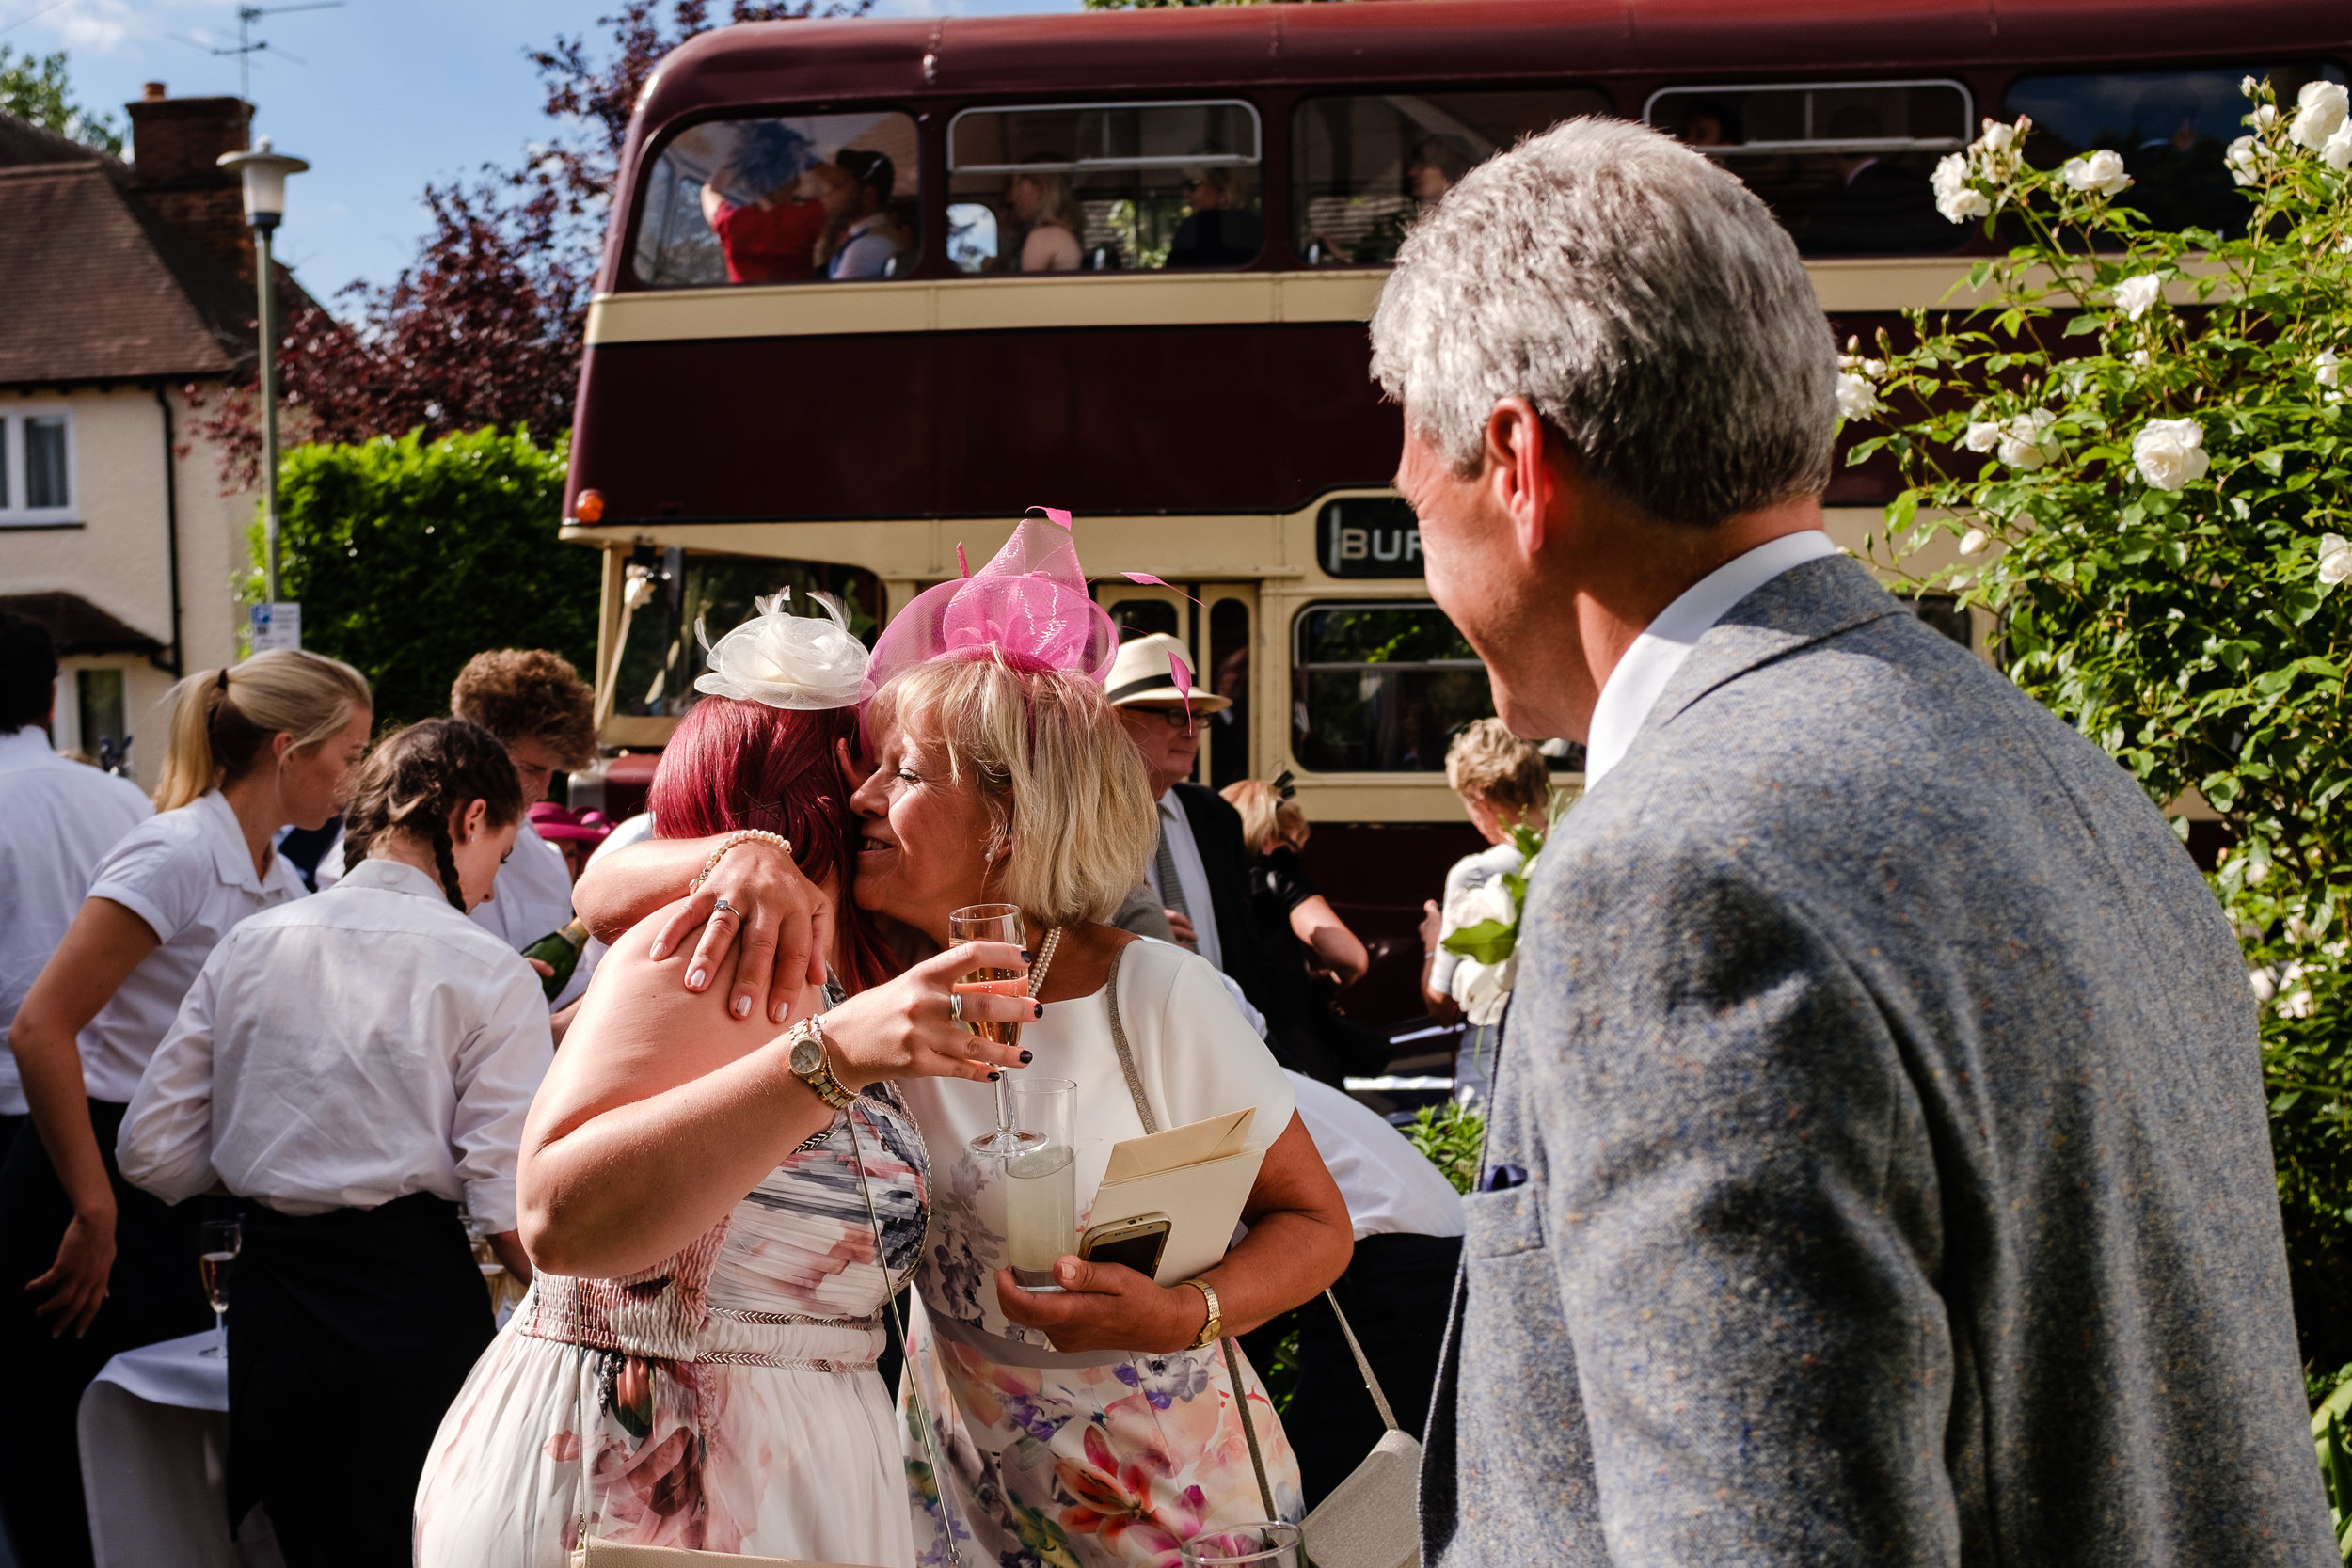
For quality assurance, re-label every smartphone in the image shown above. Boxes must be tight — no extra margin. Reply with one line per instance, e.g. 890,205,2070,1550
1078,1212,1172,1279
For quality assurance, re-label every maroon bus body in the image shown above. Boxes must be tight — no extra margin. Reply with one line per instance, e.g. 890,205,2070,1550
568,0,2346,529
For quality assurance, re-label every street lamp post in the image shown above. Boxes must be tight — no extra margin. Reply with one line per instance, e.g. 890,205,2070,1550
216,135,309,612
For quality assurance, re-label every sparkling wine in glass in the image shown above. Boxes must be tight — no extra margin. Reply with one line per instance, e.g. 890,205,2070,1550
949,902,1036,1158
1003,1079,1076,1292
199,1219,240,1361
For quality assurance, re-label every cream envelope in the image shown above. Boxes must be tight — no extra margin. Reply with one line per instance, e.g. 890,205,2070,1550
1091,1108,1265,1286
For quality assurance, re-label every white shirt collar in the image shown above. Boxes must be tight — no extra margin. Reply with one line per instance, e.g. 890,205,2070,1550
1582,531,1840,789
192,790,306,898
335,857,451,902
0,725,58,773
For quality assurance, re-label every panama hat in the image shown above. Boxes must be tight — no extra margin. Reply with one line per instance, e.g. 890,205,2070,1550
1103,632,1232,713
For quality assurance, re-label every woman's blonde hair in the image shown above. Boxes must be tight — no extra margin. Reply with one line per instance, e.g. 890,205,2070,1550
866,656,1155,927
1220,779,1307,859
1444,717,1549,819
1016,160,1084,238
155,649,371,811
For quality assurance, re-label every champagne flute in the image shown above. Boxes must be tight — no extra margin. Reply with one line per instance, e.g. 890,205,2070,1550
198,1218,240,1360
950,902,1037,1157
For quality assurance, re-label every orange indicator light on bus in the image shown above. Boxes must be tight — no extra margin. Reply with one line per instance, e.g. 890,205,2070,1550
575,489,606,523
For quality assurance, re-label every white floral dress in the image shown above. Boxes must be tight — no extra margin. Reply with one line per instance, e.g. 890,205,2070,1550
895,940,1305,1568
415,1087,929,1566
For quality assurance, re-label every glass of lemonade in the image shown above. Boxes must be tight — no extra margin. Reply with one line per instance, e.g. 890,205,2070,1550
1003,1078,1076,1292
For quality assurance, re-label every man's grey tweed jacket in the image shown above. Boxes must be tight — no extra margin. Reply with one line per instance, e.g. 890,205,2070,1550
1421,554,2331,1566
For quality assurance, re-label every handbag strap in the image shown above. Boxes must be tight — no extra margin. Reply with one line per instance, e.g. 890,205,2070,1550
1320,1287,1399,1433
1104,942,1279,1521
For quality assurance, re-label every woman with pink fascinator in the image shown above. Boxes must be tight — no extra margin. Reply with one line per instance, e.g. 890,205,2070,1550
572,515,1352,1565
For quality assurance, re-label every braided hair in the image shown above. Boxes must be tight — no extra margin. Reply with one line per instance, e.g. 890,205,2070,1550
341,719,524,911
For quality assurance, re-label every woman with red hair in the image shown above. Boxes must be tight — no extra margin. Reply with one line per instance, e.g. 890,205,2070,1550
417,594,1031,1568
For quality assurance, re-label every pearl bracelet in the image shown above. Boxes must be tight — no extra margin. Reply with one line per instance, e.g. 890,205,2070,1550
689,829,792,895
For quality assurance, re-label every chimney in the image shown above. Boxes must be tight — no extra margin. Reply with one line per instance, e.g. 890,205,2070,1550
123,87,254,278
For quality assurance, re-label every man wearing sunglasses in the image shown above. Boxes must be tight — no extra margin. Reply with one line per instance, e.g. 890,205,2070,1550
1105,632,1271,1020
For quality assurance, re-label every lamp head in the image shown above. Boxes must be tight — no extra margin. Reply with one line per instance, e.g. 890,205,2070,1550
216,135,310,230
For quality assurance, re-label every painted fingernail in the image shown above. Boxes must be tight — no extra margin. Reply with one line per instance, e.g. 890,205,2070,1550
988,1071,1002,1083
1019,1050,1033,1065
1033,1003,1044,1019
733,995,752,1019
1020,948,1033,962
687,968,707,990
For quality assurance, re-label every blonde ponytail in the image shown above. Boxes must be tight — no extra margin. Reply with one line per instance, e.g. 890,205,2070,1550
155,649,372,811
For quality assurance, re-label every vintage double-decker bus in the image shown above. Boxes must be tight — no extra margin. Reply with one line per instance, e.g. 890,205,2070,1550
562,0,2344,1024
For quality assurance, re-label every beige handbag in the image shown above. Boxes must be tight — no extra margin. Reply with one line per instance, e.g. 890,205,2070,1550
1104,941,1422,1568
568,1096,967,1568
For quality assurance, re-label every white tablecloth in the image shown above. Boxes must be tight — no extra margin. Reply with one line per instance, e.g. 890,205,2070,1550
76,1332,284,1568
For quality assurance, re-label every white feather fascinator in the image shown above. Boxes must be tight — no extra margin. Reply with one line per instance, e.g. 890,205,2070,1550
693,589,868,711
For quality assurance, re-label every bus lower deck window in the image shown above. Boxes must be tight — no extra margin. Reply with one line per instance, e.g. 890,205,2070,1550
946,101,1263,274
2006,63,2345,238
1292,601,1491,774
631,112,923,288
1292,88,1612,267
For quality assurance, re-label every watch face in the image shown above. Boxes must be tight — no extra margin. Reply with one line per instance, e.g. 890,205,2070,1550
789,1035,826,1076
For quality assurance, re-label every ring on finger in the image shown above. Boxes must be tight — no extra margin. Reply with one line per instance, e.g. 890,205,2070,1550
947,991,964,1024
713,896,736,917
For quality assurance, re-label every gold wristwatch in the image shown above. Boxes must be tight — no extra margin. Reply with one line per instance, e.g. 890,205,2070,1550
784,1017,856,1111
1181,1277,1223,1350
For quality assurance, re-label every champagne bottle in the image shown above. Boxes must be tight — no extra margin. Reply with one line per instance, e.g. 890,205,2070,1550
521,918,589,1002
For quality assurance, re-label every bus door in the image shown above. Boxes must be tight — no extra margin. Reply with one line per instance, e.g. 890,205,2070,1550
1095,580,1260,794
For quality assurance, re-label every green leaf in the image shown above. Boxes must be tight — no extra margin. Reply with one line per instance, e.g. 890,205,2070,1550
1439,918,1518,965
2064,314,2106,337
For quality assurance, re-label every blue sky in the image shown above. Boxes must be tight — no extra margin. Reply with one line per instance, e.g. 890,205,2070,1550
6,0,1075,304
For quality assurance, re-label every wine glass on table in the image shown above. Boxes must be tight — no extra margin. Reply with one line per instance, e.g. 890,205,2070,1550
198,1218,240,1360
949,902,1037,1158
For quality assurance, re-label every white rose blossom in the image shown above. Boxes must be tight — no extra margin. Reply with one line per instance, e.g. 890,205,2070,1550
1836,371,1884,420
2326,121,2352,173
1996,409,2063,470
2321,349,2343,388
2318,532,2352,588
2291,79,2350,152
1958,528,1989,556
2255,104,2280,133
1931,153,1989,223
2241,75,2260,98
2061,149,2130,197
1452,953,1518,1028
2131,418,2211,493
1962,420,2003,453
2112,273,2163,321
2225,135,2265,186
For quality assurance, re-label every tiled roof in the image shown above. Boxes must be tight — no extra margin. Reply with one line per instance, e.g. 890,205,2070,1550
0,115,256,386
0,592,166,657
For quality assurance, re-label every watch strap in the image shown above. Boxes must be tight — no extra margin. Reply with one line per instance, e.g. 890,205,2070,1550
787,1018,856,1111
1181,1276,1222,1350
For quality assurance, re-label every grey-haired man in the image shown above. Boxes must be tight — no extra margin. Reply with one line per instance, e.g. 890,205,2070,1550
1373,119,2329,1565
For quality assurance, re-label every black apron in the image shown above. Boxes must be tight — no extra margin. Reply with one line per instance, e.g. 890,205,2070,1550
229,1190,494,1568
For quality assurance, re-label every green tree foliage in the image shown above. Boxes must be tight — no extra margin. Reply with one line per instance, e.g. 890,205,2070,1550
0,47,123,153
270,428,597,729
1850,77,2352,1366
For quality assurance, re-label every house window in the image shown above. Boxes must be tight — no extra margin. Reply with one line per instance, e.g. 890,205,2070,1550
0,409,75,523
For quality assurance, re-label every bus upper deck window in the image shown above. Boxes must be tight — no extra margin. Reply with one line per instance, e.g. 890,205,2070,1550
1292,601,1491,774
630,111,922,288
1645,81,1970,258
1291,89,1610,267
946,101,1263,273
2007,63,2344,238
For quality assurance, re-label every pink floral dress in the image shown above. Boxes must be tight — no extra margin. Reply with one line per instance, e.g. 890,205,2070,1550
415,1088,929,1567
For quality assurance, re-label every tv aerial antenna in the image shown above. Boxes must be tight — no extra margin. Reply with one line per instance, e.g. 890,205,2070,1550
171,2,344,104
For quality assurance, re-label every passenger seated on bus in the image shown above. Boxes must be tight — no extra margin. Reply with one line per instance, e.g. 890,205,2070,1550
698,122,831,283
1679,100,1745,149
1006,154,1083,273
1800,104,1942,255
1168,164,1263,268
825,150,905,279
1311,135,1472,265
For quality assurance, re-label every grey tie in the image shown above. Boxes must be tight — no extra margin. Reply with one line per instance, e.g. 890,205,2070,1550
1153,816,1190,922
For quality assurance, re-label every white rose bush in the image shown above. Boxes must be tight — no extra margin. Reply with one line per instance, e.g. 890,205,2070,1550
1850,76,2352,1339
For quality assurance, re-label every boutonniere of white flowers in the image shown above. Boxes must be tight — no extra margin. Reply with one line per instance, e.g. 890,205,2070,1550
1439,815,1550,1027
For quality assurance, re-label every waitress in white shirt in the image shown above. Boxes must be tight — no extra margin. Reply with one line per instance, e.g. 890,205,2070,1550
120,717,551,1568
1,648,370,1568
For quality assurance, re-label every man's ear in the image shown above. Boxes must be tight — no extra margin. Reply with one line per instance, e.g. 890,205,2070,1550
1483,399,1563,560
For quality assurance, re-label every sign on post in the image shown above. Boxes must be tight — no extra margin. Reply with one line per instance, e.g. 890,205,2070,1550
249,602,302,653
